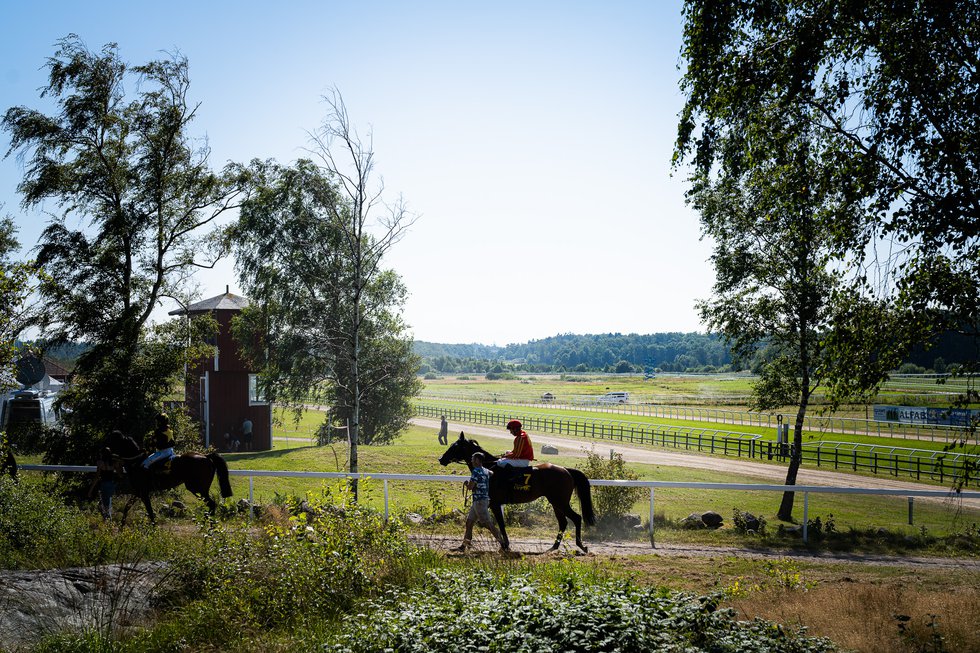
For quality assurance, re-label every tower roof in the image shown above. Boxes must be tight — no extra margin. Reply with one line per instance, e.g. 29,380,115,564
168,288,250,315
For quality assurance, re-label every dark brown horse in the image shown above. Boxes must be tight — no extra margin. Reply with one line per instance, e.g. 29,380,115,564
439,432,595,552
110,433,232,523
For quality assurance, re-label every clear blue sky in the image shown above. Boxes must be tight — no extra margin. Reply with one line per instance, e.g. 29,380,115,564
0,0,713,345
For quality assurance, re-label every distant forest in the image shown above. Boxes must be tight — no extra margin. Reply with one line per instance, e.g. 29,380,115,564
414,330,979,375
414,333,734,374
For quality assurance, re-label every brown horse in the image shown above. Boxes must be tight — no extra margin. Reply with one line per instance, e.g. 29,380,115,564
110,433,232,523
439,432,595,552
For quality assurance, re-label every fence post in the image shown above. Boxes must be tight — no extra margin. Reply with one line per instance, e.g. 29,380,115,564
908,496,914,525
383,479,390,522
249,476,255,519
802,491,809,544
649,487,655,549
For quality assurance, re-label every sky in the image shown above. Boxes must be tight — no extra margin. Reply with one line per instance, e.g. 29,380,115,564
0,0,713,346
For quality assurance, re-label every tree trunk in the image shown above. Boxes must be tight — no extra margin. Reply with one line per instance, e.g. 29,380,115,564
777,394,809,521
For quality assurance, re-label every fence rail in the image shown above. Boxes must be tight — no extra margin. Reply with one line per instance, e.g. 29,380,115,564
20,464,980,546
418,393,974,442
415,403,980,488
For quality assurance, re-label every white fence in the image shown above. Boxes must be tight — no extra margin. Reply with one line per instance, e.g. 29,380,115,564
20,464,980,546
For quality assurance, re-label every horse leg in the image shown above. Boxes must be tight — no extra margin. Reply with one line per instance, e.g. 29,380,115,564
141,492,156,524
564,504,587,553
491,503,509,551
549,501,569,551
120,494,138,526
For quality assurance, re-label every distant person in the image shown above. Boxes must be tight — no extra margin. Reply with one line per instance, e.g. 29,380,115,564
223,431,232,452
89,445,120,520
438,415,449,446
454,452,506,552
143,414,175,472
242,418,253,452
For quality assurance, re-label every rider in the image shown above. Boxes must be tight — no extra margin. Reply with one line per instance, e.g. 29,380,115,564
142,413,175,472
497,419,534,481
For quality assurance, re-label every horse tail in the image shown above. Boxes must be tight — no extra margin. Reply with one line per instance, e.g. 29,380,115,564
569,467,595,526
208,452,234,498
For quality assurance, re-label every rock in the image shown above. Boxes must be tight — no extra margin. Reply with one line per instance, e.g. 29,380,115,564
0,563,168,650
540,444,559,455
403,512,425,525
681,513,706,529
701,511,723,528
622,514,641,528
739,511,761,532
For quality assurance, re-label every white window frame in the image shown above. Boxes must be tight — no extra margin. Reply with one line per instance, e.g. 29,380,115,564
248,374,267,405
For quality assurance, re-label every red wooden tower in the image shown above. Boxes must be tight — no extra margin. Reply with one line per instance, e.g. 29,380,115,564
169,287,271,451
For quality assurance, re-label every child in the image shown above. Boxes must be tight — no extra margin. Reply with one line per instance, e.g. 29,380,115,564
454,452,507,551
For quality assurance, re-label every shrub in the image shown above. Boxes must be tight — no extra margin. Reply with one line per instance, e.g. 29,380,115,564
581,448,644,524
322,572,836,652
166,482,422,640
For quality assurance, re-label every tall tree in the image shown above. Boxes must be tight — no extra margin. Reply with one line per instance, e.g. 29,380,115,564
689,102,853,519
2,36,243,455
676,1,980,401
233,97,419,498
0,213,34,390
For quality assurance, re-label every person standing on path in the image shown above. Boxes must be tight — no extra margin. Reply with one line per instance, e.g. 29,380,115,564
242,417,253,451
454,452,507,551
438,415,449,445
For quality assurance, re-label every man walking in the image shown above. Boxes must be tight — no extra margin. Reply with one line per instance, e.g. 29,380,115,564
438,415,449,446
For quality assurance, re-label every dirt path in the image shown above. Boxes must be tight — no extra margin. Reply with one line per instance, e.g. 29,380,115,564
408,533,980,571
415,417,980,510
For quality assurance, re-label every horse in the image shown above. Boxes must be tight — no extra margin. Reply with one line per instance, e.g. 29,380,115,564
109,433,233,523
439,432,595,553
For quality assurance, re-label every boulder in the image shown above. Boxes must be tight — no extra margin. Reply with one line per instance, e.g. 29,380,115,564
540,444,559,455
681,513,706,529
738,511,761,532
701,511,723,528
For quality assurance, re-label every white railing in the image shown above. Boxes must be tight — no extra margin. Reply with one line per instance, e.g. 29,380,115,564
20,464,980,546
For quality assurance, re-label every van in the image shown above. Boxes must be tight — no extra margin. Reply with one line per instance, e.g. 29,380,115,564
598,392,630,404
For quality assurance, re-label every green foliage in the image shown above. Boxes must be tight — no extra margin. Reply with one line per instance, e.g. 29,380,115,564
675,0,980,401
733,508,767,535
2,36,241,464
166,483,419,639
322,572,835,652
0,476,173,570
231,156,420,451
581,448,644,523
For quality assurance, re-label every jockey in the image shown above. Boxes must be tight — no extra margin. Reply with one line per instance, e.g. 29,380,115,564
142,413,175,470
498,419,534,468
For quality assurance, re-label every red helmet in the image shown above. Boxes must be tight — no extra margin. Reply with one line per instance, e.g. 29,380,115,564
506,419,522,430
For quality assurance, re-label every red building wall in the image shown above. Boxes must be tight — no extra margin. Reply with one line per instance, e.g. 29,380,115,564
180,296,271,451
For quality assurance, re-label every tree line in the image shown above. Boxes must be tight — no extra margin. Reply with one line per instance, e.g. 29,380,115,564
415,332,733,373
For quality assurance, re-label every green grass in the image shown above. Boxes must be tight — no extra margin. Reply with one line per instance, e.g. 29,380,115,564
210,417,980,549
417,397,979,452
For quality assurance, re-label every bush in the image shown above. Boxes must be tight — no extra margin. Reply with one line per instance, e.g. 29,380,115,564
322,572,836,652
581,448,644,524
166,483,422,640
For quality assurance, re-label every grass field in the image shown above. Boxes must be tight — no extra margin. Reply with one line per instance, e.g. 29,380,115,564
205,411,980,552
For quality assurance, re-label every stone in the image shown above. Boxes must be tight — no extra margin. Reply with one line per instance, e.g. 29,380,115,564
403,512,425,525
681,513,706,529
0,563,167,650
739,511,761,532
701,511,723,528
540,444,559,455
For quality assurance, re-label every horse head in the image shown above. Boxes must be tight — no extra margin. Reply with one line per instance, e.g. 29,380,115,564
439,431,479,466
439,432,496,467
